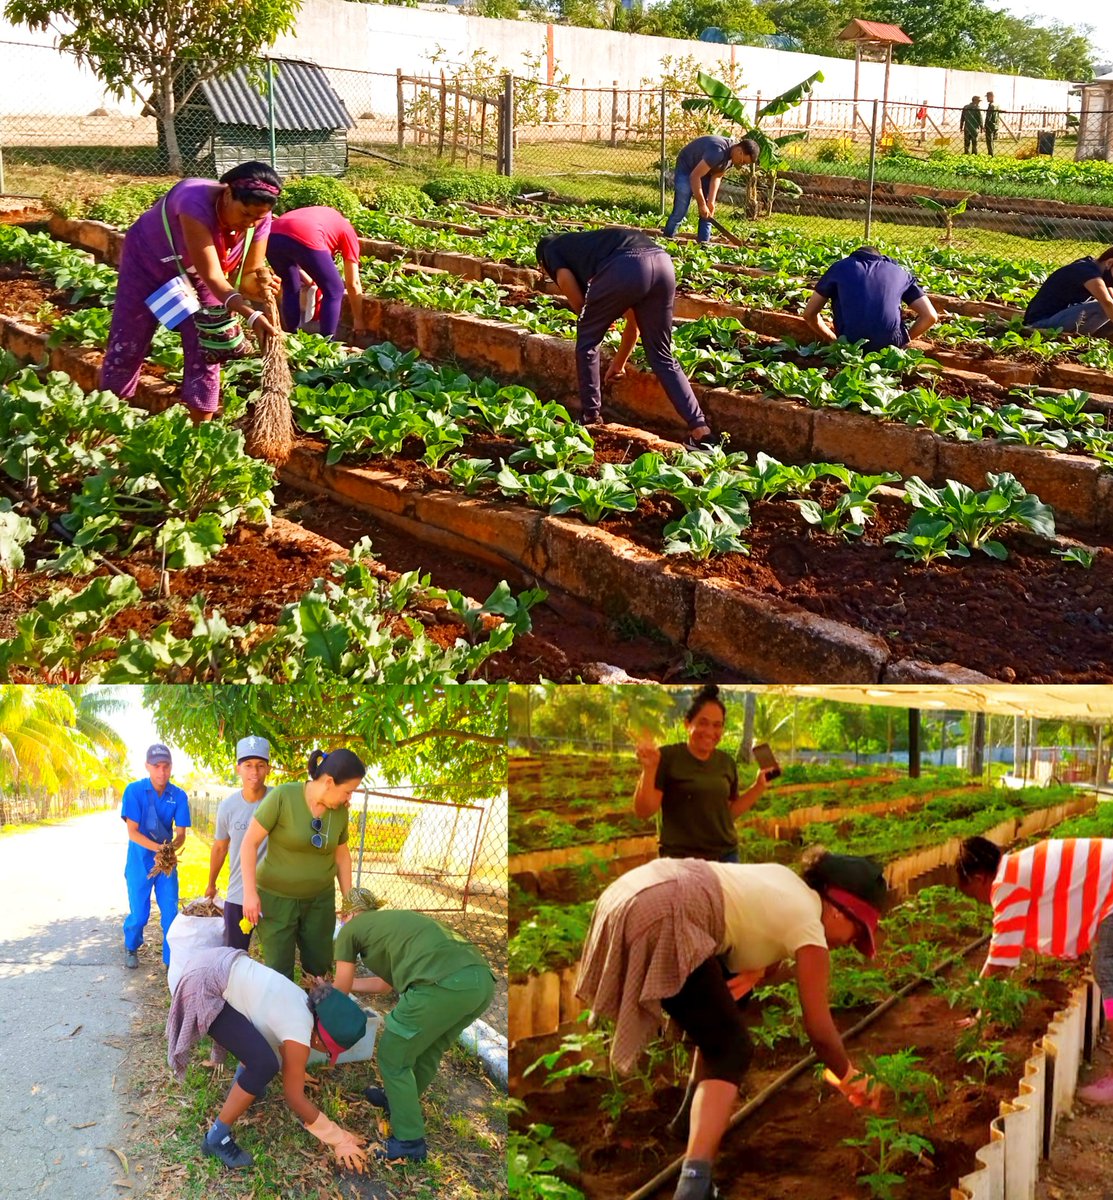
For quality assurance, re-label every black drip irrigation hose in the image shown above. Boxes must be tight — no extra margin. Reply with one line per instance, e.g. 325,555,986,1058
624,931,992,1200
0,475,131,580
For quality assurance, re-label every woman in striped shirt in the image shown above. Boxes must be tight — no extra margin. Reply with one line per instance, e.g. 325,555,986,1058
956,835,1113,1103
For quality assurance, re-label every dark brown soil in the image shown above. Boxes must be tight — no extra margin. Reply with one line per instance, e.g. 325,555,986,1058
0,263,65,317
513,944,1083,1200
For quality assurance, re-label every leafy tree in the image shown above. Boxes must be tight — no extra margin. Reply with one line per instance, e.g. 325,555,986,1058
3,0,302,173
759,0,856,57
640,0,774,42
143,684,505,801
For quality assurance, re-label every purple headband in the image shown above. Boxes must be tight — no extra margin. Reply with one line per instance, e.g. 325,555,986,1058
232,179,281,198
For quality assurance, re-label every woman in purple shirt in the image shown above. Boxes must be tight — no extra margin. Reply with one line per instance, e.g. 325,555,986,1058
100,161,283,422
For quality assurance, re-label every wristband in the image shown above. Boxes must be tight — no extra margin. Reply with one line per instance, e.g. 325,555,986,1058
245,309,263,328
223,291,242,311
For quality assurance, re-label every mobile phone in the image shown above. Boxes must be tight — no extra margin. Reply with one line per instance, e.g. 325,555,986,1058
752,743,781,781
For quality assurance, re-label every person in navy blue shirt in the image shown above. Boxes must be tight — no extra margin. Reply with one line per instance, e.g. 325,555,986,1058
121,743,191,970
802,247,938,352
663,136,759,244
1024,248,1113,334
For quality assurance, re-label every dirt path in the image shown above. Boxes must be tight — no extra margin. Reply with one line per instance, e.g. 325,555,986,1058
0,809,166,1199
1036,1035,1113,1200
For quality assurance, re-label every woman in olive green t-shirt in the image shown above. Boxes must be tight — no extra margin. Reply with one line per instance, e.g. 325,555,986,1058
633,685,769,862
240,747,366,979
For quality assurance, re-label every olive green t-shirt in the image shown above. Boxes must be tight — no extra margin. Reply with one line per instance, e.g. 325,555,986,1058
254,781,348,899
333,910,489,993
655,743,740,860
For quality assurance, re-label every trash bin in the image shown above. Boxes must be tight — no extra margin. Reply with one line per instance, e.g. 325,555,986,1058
1037,130,1056,156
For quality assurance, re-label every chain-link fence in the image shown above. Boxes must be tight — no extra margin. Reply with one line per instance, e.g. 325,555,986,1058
0,787,117,826
3,35,1112,263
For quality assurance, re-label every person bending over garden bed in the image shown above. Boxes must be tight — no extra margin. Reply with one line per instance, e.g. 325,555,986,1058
662,135,758,244
100,161,282,423
802,246,938,353
323,890,496,1164
957,834,1113,1105
633,684,771,862
576,846,888,1200
1023,247,1113,335
537,227,715,449
166,946,369,1172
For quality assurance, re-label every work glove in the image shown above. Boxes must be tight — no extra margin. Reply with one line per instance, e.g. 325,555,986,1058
824,1063,883,1111
305,1112,368,1173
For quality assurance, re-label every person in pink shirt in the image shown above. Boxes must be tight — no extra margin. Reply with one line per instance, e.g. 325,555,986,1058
100,161,282,422
266,206,365,339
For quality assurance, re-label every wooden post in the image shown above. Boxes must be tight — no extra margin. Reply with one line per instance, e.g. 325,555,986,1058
438,71,447,157
580,89,586,142
479,96,487,168
451,88,461,164
502,74,514,176
396,68,405,153
610,80,619,148
881,44,893,142
660,83,667,215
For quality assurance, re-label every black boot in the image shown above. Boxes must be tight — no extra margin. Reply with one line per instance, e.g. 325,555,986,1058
666,1077,697,1139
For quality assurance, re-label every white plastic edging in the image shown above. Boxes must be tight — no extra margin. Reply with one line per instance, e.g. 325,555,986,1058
954,978,1100,1200
458,1017,508,1088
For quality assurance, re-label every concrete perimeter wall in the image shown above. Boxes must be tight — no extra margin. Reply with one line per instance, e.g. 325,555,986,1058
0,1,1076,120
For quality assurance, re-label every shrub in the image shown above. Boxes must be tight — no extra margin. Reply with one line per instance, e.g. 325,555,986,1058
276,175,363,221
86,182,174,227
421,171,521,205
814,139,855,164
370,184,434,215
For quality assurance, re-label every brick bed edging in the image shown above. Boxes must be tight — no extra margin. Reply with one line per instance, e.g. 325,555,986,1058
1,311,1009,685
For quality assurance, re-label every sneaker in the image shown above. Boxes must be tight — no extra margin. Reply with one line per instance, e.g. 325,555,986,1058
364,1085,391,1116
374,1135,428,1164
202,1129,254,1169
579,416,604,428
1078,1074,1113,1105
683,433,718,453
124,950,139,970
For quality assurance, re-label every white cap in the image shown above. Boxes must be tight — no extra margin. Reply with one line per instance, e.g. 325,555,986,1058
236,735,270,763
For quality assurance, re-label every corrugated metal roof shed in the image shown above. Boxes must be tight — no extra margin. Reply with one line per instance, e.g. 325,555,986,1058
837,19,913,44
200,58,353,131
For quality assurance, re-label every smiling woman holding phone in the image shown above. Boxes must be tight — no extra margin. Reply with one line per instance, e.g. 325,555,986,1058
633,685,773,863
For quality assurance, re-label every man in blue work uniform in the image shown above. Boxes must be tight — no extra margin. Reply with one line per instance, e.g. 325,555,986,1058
1024,247,1113,334
663,135,759,244
121,743,191,970
801,247,938,352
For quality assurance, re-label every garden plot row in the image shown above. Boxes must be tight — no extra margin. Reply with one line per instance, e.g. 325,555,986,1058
7,233,1113,684
0,357,552,683
42,219,1113,520
4,293,1112,688
510,879,1098,1200
508,788,1095,1042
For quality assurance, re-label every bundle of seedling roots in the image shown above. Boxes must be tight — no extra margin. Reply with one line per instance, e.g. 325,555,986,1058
146,842,177,879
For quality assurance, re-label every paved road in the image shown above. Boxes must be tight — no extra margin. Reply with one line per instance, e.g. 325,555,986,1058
0,809,160,1199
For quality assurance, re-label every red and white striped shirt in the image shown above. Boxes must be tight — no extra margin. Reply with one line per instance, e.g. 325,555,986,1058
987,838,1113,968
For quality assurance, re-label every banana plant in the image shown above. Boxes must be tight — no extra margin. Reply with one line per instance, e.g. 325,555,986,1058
913,195,970,247
681,70,824,219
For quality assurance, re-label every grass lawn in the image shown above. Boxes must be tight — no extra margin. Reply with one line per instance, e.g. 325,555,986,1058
131,828,506,1200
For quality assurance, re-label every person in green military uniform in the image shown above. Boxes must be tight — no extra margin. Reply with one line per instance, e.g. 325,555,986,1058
330,893,496,1164
984,92,1000,156
960,96,983,155
239,748,366,979
633,684,772,863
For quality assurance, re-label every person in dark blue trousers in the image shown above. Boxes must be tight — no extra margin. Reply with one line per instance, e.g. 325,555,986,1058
663,136,759,244
537,227,713,447
121,743,191,970
1024,248,1113,334
802,247,938,352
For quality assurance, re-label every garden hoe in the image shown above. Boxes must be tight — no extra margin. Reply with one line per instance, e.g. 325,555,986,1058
707,215,744,247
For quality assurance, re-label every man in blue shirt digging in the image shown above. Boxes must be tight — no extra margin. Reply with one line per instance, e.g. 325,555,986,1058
802,247,938,352
121,743,191,970
663,135,759,244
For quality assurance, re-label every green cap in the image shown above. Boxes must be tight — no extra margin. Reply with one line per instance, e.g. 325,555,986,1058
315,988,367,1063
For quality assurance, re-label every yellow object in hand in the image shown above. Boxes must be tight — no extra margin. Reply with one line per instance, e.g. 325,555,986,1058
239,917,254,934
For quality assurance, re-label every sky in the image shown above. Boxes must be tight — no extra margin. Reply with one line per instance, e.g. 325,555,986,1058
999,0,1113,66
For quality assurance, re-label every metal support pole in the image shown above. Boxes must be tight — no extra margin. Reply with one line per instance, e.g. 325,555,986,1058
659,84,667,216
864,99,880,241
266,59,277,171
502,74,514,176
908,708,921,779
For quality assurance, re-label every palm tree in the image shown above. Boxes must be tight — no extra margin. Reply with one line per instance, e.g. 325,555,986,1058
0,686,129,824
